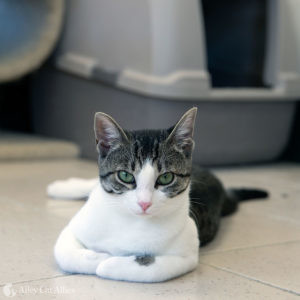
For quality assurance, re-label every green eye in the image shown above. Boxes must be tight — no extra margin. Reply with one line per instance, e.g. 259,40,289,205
118,171,135,184
157,172,174,185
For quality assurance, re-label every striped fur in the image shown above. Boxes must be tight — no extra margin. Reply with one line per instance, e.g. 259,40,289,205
95,112,195,199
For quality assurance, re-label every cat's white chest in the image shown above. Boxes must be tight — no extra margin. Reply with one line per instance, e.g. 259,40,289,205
70,208,178,256
90,221,170,255
68,185,193,256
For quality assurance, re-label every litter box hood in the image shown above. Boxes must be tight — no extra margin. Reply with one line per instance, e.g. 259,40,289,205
55,0,300,100
32,0,298,165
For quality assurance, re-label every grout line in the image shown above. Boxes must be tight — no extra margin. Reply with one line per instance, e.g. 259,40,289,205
2,240,300,287
201,262,300,297
200,239,300,256
0,274,73,287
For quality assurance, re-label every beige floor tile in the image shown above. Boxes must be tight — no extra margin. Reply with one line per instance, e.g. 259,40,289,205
214,163,300,193
2,264,298,300
201,209,300,254
198,163,300,253
0,160,95,284
0,192,83,284
201,241,300,296
1,160,300,299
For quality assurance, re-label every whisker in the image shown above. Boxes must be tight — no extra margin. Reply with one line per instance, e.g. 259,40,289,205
189,208,200,229
189,200,206,207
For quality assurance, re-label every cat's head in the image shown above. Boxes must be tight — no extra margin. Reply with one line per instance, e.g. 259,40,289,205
94,108,197,218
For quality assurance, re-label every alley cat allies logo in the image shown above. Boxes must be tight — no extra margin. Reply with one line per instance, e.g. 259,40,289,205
2,283,75,297
2,284,16,297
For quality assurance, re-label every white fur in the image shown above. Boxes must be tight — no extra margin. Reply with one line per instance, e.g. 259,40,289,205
135,162,155,206
47,178,98,199
54,163,199,282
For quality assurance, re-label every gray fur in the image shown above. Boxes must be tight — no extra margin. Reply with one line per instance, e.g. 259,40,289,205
135,255,155,266
96,111,195,198
94,109,268,247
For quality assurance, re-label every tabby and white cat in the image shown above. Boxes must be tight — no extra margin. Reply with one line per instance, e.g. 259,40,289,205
52,108,267,282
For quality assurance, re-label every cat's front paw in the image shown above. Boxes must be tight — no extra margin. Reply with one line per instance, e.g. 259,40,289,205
80,249,110,262
96,256,134,280
96,257,122,279
60,249,111,274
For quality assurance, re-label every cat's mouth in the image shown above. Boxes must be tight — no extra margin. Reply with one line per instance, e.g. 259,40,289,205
134,210,153,217
137,211,151,216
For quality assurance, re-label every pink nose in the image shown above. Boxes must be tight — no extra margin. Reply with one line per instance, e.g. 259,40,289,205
138,201,152,212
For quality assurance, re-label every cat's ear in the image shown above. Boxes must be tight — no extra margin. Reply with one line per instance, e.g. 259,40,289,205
94,112,129,157
166,107,197,157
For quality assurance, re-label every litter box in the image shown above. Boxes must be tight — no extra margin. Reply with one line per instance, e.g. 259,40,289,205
31,0,300,165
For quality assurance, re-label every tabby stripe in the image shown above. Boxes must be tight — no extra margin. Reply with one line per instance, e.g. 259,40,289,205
170,184,189,197
104,185,124,194
137,140,143,167
102,185,114,194
175,173,191,178
100,171,115,179
131,159,136,171
133,141,139,158
157,161,162,172
152,140,159,163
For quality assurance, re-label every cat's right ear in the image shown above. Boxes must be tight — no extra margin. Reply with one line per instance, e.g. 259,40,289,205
94,112,129,157
166,107,197,158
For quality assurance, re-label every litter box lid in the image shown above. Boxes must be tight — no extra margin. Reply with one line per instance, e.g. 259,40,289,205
54,0,300,100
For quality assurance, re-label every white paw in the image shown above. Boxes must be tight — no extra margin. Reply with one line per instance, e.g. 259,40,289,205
73,249,111,274
96,256,157,282
96,257,130,279
80,249,110,261
47,177,98,199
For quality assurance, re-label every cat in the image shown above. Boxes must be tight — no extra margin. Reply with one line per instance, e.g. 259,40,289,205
52,108,268,283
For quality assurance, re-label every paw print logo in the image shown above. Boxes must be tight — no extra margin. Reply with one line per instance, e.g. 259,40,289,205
3,283,16,298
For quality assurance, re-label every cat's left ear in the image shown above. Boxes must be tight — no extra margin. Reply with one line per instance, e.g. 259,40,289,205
167,107,197,157
94,112,129,157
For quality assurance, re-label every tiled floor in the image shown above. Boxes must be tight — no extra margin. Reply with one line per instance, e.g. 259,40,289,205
0,159,299,299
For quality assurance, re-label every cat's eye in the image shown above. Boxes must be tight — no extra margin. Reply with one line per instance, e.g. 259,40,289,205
157,172,174,186
118,171,135,184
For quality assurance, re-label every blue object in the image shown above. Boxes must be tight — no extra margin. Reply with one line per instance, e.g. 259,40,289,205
0,0,64,82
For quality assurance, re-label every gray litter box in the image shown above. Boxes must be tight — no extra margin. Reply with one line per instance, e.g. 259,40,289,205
32,0,300,165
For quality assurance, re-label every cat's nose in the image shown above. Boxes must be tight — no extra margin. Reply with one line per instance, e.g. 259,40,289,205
138,201,152,212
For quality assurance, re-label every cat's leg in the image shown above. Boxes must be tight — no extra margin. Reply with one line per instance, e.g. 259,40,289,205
47,178,98,199
54,226,110,274
96,254,198,282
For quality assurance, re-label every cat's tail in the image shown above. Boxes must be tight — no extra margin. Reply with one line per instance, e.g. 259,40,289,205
228,188,268,201
222,188,268,216
47,178,98,199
